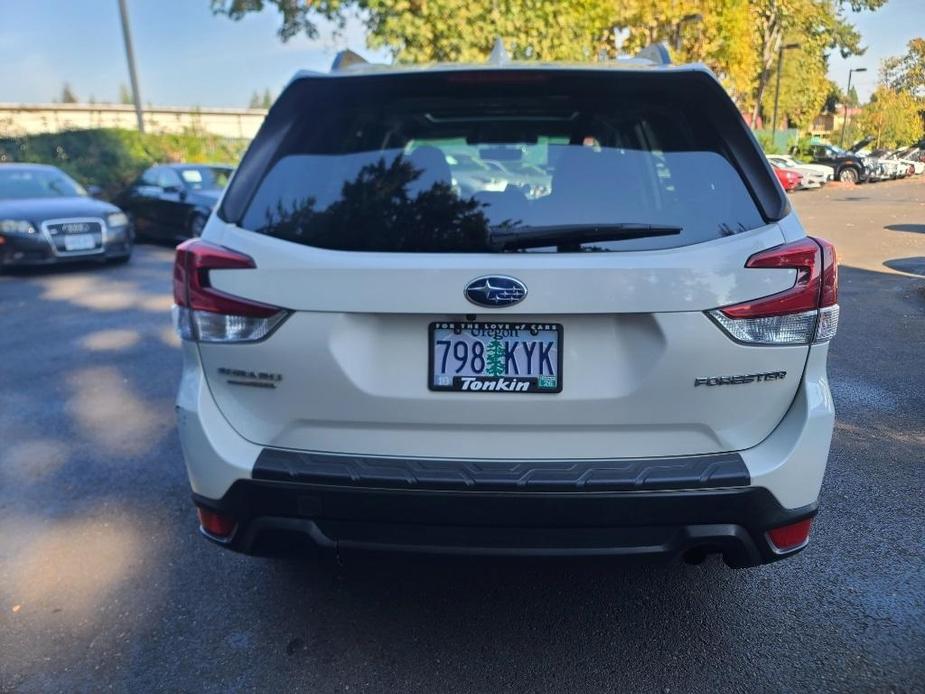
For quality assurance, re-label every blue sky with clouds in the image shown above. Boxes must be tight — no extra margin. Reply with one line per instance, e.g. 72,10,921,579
0,0,921,107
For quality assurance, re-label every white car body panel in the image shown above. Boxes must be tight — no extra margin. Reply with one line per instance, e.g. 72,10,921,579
208,221,792,314
192,216,812,465
178,306,834,510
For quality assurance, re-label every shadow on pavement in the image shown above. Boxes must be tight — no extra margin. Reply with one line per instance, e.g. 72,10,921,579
885,223,925,234
883,256,925,276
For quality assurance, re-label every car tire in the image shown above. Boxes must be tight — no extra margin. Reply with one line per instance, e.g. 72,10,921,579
188,213,207,238
109,252,132,265
838,167,859,184
127,213,150,242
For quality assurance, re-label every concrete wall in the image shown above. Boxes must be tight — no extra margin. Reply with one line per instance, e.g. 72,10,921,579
0,103,267,139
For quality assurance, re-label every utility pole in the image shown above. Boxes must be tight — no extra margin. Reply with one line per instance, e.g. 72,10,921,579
770,42,800,140
117,0,145,133
839,67,867,147
673,13,703,54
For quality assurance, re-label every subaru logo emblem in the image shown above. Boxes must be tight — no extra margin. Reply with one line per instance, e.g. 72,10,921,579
464,275,527,308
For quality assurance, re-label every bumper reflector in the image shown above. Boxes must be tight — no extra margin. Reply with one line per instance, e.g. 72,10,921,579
197,507,237,540
767,517,813,552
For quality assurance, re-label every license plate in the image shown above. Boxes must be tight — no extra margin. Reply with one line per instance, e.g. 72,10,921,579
63,234,96,251
429,322,562,393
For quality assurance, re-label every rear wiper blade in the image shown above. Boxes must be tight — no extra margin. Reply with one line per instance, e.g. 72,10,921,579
487,223,682,251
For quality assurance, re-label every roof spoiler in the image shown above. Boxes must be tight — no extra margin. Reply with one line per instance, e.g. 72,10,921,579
330,49,370,72
635,42,671,66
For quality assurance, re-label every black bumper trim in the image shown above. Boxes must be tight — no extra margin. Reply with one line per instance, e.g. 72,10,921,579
253,449,750,493
193,481,816,567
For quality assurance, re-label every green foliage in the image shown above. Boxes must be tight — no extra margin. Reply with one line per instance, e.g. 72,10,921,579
856,87,924,149
792,134,818,157
755,129,799,154
118,83,134,105
881,38,925,97
0,128,249,198
211,0,892,135
761,40,830,131
756,131,777,153
211,0,326,41
360,0,615,63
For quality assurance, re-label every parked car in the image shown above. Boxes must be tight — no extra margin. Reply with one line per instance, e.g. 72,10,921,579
0,163,133,268
882,149,924,176
767,155,828,189
808,143,867,183
896,146,925,167
115,163,233,242
772,165,803,191
174,48,839,568
859,149,908,180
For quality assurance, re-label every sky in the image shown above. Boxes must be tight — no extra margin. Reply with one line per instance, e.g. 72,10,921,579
0,0,922,108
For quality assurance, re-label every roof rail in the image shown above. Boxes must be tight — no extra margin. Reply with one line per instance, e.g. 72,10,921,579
488,37,510,65
635,42,671,66
330,49,369,72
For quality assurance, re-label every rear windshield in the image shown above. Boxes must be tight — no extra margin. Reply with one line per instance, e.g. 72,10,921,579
237,75,765,253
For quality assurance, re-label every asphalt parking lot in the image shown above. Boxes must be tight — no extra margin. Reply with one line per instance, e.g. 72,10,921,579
1,179,924,693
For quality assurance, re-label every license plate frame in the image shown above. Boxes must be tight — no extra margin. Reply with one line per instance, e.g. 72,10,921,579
428,321,563,394
63,234,97,251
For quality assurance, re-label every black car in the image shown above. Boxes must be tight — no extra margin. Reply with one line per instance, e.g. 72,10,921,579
807,141,868,184
115,164,233,241
0,164,133,268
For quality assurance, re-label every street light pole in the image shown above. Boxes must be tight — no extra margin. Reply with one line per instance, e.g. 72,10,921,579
673,13,703,54
117,0,145,133
839,67,867,147
770,42,800,138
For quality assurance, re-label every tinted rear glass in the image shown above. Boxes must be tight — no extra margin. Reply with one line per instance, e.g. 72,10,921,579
237,75,765,253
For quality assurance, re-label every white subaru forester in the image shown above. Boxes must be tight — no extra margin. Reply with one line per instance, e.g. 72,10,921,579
174,47,838,567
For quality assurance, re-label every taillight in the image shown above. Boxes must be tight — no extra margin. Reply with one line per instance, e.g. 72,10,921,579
173,239,287,343
197,507,237,541
709,237,839,345
767,517,813,553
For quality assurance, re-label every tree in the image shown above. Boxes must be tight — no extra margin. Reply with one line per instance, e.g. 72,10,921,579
210,0,887,122
211,0,326,41
118,83,134,105
248,89,274,109
881,38,925,97
856,87,924,149
747,0,885,127
760,39,831,131
59,83,78,104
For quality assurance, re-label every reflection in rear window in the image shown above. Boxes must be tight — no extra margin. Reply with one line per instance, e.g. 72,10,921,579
240,92,764,253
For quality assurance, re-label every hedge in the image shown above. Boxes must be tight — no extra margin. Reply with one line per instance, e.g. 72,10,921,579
0,128,250,198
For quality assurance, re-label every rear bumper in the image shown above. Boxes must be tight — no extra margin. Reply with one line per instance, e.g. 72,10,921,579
193,480,816,567
176,342,833,567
